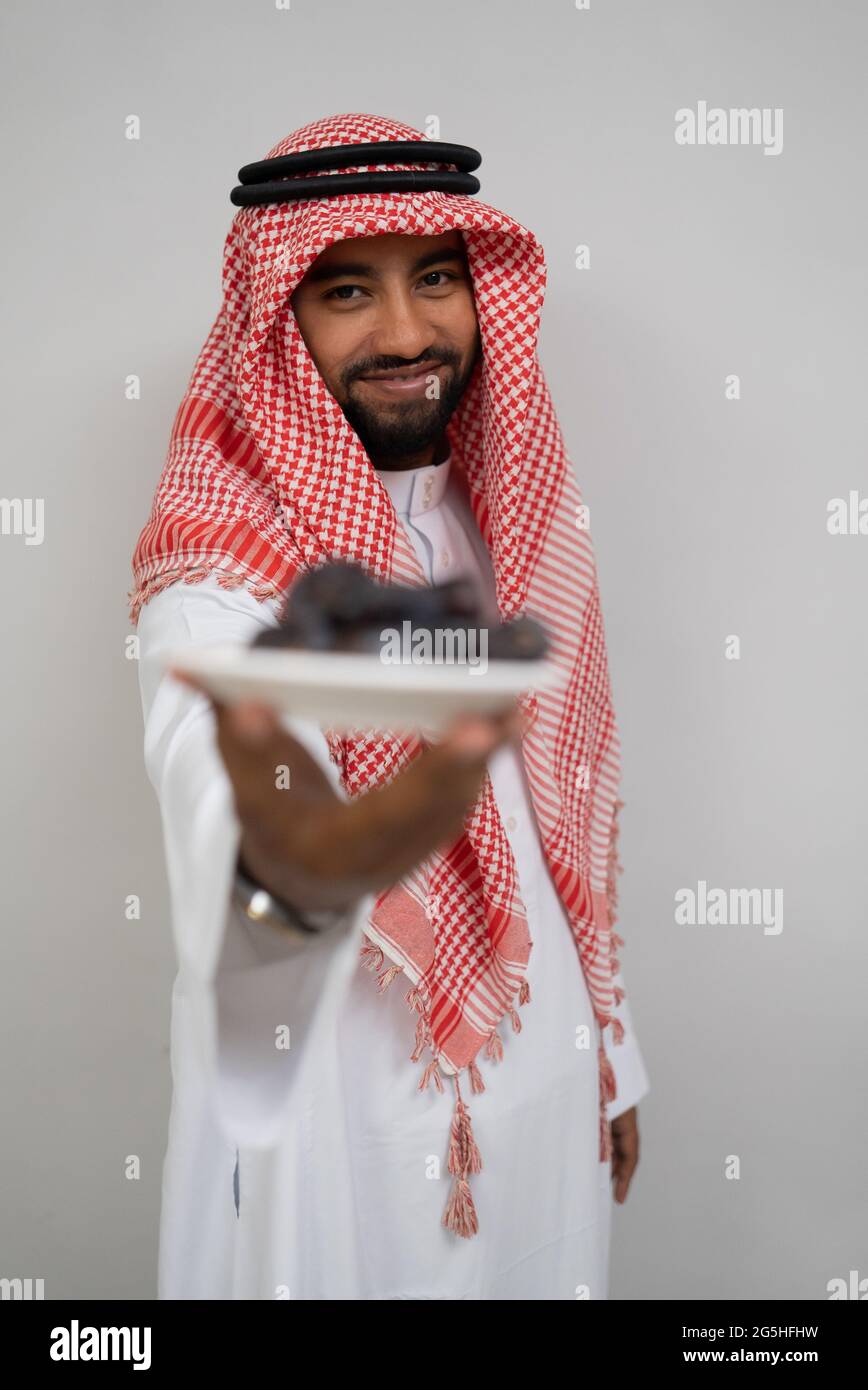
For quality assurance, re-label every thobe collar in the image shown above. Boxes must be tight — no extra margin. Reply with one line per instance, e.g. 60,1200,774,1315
375,452,452,518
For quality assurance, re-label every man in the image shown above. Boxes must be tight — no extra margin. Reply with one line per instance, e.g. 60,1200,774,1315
131,112,650,1299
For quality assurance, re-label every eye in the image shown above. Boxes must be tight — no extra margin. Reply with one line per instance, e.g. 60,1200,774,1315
325,284,365,301
419,269,456,288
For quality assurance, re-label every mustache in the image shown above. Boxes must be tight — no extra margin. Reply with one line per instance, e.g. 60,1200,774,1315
343,348,462,386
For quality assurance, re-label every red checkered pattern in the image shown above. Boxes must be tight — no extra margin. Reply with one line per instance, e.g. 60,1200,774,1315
130,114,628,1232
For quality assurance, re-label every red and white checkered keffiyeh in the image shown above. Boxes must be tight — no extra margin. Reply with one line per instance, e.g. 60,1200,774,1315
130,112,628,1239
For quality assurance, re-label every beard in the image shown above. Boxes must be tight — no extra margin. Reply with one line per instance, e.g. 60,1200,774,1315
338,343,479,463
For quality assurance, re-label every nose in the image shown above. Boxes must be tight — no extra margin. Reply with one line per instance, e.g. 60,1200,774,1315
369,285,438,362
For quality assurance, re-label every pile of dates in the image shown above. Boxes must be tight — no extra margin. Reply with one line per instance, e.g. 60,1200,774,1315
251,560,549,661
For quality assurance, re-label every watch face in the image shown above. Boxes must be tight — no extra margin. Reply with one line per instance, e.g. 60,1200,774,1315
246,888,273,922
234,871,320,939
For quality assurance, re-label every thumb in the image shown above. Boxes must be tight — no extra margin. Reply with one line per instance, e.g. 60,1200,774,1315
440,714,512,764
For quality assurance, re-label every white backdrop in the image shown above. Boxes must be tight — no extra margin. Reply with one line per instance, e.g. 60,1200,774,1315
1,0,865,1298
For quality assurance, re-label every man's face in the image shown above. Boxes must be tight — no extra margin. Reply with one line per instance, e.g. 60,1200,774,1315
290,230,480,464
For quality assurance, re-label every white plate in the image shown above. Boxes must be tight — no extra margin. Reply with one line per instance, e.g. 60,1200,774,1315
166,643,561,734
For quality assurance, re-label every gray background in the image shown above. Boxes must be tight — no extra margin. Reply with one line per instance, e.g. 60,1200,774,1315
1,0,865,1299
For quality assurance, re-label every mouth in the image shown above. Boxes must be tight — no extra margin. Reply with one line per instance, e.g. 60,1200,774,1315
355,361,446,398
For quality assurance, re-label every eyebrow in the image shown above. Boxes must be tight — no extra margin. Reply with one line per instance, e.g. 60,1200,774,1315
303,247,467,285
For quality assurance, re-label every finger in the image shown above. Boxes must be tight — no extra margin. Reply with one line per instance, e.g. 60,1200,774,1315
442,716,510,763
168,667,209,696
613,1157,637,1204
168,667,231,723
439,703,523,763
611,1136,639,1204
224,701,281,748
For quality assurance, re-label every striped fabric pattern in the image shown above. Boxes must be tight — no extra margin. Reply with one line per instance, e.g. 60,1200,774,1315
130,113,627,1237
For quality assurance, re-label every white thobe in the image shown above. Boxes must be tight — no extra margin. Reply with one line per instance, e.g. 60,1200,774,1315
136,451,650,1301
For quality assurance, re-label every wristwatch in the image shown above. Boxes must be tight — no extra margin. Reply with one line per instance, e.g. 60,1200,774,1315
232,865,345,942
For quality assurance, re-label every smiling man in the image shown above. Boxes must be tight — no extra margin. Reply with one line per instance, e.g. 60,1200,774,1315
129,112,650,1301
290,231,480,470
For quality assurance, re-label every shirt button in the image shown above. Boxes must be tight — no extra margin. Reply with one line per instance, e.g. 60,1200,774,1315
506,815,517,831
440,550,451,567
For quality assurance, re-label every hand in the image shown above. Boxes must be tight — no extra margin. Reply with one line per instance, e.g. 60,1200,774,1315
170,670,526,915
610,1106,640,1204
